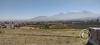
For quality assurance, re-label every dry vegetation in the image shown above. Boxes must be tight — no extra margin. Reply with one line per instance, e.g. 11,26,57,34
0,28,88,45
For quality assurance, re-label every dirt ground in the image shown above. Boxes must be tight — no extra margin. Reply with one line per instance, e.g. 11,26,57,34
0,29,88,45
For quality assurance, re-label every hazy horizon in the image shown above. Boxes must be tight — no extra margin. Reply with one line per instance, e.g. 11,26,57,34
0,0,100,20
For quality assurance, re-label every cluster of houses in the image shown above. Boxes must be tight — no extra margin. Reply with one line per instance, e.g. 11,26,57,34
0,21,21,29
0,21,41,29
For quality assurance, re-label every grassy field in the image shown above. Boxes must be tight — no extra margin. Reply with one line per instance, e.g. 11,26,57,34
0,28,88,45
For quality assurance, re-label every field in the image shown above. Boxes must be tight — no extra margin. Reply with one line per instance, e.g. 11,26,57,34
0,28,88,45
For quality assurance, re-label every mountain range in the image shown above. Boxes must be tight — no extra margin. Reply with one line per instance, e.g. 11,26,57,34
32,11,100,22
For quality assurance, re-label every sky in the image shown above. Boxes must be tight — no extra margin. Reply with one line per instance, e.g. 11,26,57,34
0,0,100,20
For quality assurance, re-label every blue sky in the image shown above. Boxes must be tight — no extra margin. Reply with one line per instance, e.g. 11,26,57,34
0,0,100,20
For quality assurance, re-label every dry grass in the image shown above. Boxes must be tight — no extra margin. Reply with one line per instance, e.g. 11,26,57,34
0,28,87,45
